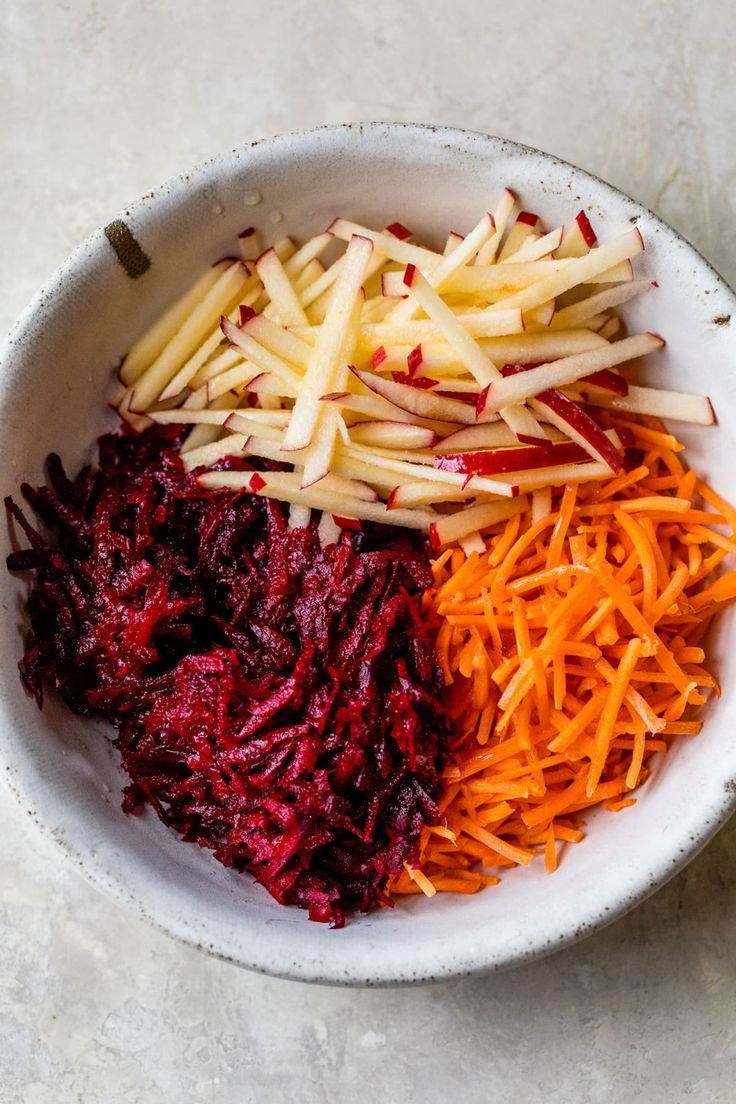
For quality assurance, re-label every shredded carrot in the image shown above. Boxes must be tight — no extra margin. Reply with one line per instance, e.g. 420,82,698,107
403,862,437,898
431,878,484,893
603,798,637,813
544,823,558,873
388,413,736,899
625,726,647,790
547,483,578,569
587,637,642,796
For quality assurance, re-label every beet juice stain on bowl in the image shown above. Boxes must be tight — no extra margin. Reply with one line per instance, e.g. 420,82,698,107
6,426,450,927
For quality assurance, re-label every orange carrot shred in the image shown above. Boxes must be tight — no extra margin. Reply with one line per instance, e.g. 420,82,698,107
544,823,558,873
403,862,437,898
389,416,736,902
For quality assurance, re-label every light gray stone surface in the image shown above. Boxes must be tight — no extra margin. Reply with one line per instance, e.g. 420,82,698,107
2,1,736,1100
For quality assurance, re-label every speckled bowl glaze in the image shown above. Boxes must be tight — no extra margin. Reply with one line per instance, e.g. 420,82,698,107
2,123,736,986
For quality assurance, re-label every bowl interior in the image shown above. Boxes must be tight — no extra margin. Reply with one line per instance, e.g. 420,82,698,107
2,123,736,985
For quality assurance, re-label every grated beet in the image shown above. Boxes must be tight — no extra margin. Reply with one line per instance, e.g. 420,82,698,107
6,425,449,926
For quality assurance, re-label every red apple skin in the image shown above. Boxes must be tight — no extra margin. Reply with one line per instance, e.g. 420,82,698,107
239,305,257,326
249,472,267,492
477,380,545,437
500,362,542,378
392,372,437,390
434,390,479,405
332,514,362,531
386,221,412,240
516,433,552,446
434,441,589,475
403,263,418,288
371,345,388,369
582,369,628,395
517,211,539,227
475,384,491,418
534,388,625,473
241,372,269,392
497,362,624,472
351,367,473,425
407,344,423,376
221,315,238,341
576,210,598,247
255,245,277,268
616,426,636,448
386,486,437,510
321,391,349,402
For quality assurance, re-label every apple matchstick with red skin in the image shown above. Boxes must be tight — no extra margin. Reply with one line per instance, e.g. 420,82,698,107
391,373,439,390
434,441,592,475
320,390,458,434
576,210,598,247
433,389,481,405
488,362,626,472
407,344,424,376
331,514,363,531
580,369,629,395
116,194,716,543
481,361,629,399
351,366,478,425
436,422,563,451
371,345,388,369
556,210,598,259
478,332,664,412
428,497,528,549
384,221,413,240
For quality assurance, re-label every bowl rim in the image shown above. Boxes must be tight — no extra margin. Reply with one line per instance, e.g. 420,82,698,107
2,120,736,987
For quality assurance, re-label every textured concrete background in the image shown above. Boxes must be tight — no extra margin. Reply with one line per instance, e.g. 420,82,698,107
2,1,736,1101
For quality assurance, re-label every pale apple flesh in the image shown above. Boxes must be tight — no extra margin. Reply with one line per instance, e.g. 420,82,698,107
117,190,712,545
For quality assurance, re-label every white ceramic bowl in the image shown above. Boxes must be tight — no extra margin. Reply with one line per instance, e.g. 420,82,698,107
2,123,736,986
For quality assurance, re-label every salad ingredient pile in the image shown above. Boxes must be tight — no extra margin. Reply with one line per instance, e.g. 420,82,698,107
391,421,736,894
119,198,712,553
7,188,736,923
6,426,448,927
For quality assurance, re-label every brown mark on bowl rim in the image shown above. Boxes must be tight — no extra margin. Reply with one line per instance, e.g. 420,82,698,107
103,219,151,279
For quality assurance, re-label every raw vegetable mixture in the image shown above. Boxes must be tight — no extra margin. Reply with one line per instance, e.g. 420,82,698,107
7,190,736,922
7,426,447,927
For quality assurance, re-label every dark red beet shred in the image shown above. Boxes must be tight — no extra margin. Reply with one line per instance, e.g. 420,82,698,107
5,425,449,926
